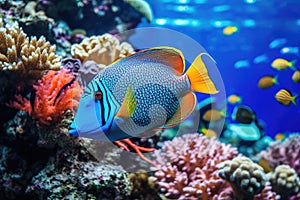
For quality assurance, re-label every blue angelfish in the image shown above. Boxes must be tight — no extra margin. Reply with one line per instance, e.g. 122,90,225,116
69,46,218,141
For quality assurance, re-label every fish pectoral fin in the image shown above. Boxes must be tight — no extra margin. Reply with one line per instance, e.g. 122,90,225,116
163,92,196,128
115,85,136,119
186,53,218,94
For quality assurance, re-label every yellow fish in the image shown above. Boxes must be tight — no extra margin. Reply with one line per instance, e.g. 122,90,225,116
200,127,217,138
292,70,300,83
275,133,286,141
258,159,273,173
271,58,296,70
222,26,238,35
275,89,298,106
202,109,225,121
227,94,242,104
257,75,278,89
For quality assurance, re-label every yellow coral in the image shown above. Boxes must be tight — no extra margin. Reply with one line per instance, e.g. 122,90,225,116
71,33,135,65
0,24,60,71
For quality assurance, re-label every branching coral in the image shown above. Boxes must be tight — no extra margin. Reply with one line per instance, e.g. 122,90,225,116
8,68,82,126
71,33,135,65
218,156,267,199
268,165,300,199
152,133,238,199
258,134,300,176
0,24,61,127
0,24,60,73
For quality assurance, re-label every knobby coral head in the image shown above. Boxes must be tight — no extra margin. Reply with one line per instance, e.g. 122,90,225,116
9,68,82,126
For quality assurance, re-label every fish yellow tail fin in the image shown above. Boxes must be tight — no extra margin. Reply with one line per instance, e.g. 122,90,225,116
186,53,219,94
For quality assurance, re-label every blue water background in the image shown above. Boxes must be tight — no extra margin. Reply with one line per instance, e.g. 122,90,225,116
137,0,300,138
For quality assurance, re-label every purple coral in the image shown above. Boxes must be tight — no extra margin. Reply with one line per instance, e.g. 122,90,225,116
152,133,238,199
259,134,300,176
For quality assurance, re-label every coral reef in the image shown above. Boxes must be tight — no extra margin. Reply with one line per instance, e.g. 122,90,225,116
36,0,147,36
218,156,267,199
71,33,135,64
128,169,161,200
268,165,300,199
253,182,280,200
0,24,60,73
8,68,82,126
0,24,61,129
26,152,131,200
258,134,300,176
152,133,238,199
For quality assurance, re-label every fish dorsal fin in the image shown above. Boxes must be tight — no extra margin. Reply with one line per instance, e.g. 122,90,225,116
120,46,185,75
163,92,197,128
115,85,136,119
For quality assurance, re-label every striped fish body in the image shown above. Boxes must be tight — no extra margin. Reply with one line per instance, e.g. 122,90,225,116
69,47,219,141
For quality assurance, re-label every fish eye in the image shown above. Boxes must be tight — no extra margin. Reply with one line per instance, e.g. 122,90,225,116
94,91,103,100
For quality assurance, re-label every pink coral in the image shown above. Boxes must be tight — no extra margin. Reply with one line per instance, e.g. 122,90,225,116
9,68,82,126
258,134,300,176
152,133,238,199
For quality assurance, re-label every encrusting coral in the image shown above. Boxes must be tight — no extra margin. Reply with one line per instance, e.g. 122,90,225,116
8,68,82,126
258,134,300,176
268,165,300,199
218,156,267,200
71,33,135,65
128,169,161,200
152,133,238,199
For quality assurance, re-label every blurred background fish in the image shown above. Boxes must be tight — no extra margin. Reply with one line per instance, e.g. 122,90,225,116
269,38,287,49
257,75,278,89
271,58,296,70
275,89,298,106
280,46,299,55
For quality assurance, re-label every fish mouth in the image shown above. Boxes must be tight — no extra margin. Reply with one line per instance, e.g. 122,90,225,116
68,121,79,137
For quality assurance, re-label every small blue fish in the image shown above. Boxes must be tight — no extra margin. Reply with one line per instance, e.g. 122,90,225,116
69,47,218,141
280,46,299,55
269,38,287,49
234,60,250,69
253,54,268,64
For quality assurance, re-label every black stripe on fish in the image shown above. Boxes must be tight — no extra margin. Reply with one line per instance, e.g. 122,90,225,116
99,80,111,122
53,76,76,106
95,82,106,127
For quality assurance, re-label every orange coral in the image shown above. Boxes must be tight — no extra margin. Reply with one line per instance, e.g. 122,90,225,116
9,68,82,126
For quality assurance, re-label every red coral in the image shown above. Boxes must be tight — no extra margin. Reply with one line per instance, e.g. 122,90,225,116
9,68,82,126
152,134,238,199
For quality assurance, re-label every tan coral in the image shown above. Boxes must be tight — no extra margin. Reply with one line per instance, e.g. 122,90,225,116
0,24,60,71
218,156,267,199
269,165,300,199
0,24,60,89
71,33,135,65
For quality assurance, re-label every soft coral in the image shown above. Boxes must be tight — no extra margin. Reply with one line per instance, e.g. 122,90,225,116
8,68,82,126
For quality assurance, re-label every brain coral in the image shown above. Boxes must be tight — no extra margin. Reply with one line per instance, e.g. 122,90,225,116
152,133,238,199
258,134,300,176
